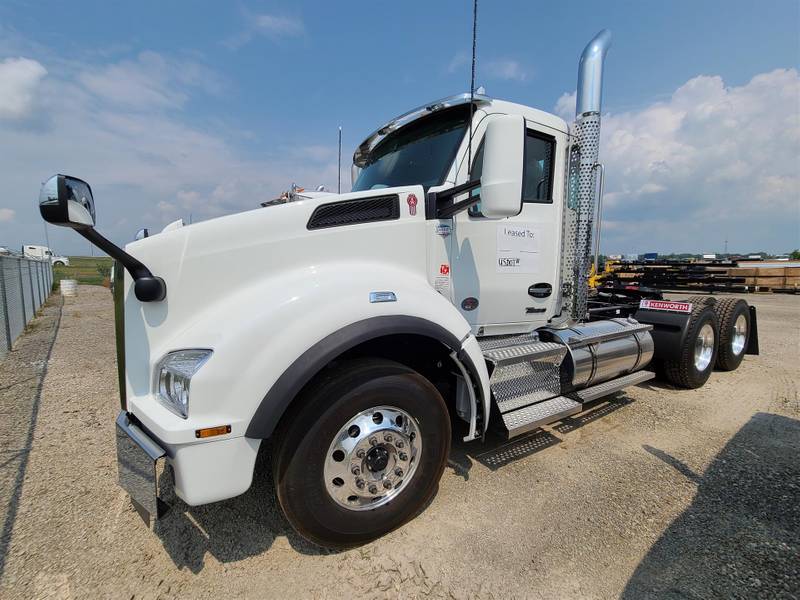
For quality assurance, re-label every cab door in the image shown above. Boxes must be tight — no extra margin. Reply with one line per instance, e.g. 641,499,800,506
449,120,566,335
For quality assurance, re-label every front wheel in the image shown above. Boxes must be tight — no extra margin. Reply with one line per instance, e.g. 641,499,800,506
272,358,451,548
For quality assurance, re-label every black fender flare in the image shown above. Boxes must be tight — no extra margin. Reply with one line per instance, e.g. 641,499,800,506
245,315,481,439
634,308,692,363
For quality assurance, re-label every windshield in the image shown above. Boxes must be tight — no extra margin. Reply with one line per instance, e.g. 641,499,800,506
353,105,470,192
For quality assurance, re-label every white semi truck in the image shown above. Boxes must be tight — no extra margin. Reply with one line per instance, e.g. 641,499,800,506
22,244,70,266
38,31,757,548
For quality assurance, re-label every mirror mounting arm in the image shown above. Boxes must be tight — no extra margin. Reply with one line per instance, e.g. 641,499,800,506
428,178,481,219
78,229,166,302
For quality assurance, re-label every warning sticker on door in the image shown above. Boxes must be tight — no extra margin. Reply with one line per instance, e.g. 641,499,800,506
496,224,540,273
434,276,451,297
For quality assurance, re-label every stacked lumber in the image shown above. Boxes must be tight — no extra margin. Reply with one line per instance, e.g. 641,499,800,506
727,266,800,292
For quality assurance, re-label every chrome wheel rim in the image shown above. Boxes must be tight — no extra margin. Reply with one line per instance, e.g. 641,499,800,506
694,323,715,371
731,314,747,355
323,405,422,511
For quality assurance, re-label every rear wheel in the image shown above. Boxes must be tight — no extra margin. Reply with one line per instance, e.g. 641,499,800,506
662,305,719,389
273,358,451,548
712,298,750,371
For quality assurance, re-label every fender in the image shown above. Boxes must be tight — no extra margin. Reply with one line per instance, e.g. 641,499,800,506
245,315,484,438
125,260,490,446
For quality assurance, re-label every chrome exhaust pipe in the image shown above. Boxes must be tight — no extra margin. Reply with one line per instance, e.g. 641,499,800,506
558,30,612,323
576,29,612,117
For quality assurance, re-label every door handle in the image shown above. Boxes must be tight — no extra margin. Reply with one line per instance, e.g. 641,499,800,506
528,283,552,298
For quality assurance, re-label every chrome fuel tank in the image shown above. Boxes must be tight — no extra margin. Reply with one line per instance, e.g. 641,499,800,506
540,318,654,390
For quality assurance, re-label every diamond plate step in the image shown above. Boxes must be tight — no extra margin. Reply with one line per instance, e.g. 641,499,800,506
478,332,540,352
501,396,581,438
482,341,566,368
576,370,655,403
491,362,564,413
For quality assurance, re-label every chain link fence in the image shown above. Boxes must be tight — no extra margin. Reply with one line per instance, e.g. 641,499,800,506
0,256,54,360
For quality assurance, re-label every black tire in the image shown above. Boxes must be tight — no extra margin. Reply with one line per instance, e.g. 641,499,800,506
662,304,719,389
684,295,715,307
272,358,451,549
53,261,65,267
712,298,750,371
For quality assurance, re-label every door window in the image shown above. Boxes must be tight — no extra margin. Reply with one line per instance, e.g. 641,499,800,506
468,128,555,216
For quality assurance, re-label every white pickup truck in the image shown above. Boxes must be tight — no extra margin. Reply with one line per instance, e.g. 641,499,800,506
38,30,757,548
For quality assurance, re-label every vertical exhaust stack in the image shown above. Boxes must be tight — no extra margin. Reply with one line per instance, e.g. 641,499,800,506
560,30,612,323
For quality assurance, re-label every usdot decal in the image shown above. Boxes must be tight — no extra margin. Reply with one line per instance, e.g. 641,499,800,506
639,299,693,313
435,223,451,237
496,224,541,273
407,194,418,216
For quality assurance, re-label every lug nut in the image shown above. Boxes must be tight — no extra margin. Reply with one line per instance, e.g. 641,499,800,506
383,480,392,489
399,452,408,461
369,437,378,446
356,449,366,458
369,485,378,494
351,466,361,476
396,440,404,448
394,468,403,477
384,433,393,442
356,478,365,489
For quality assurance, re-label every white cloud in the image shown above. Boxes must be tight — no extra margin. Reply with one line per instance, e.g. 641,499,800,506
447,52,468,74
554,91,576,121
252,14,304,37
0,50,342,254
0,208,15,222
447,54,529,83
225,12,305,48
557,68,800,253
0,57,47,119
78,51,223,110
484,59,529,82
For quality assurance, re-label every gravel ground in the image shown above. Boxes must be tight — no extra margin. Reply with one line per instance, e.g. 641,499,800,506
0,285,798,599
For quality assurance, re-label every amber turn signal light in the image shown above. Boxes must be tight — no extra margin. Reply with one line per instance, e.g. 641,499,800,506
195,425,232,439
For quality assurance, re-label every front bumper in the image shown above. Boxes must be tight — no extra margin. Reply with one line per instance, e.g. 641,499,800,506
115,410,262,516
115,411,169,523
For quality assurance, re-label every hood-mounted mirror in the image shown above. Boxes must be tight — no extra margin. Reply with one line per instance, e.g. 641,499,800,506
37,174,166,302
39,175,96,229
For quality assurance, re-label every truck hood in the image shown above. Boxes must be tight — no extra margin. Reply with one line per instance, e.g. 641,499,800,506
121,184,428,389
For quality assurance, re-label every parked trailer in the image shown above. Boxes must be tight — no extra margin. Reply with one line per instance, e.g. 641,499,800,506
38,30,758,548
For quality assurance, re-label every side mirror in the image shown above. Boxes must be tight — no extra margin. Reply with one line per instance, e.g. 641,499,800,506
39,174,96,229
37,173,166,302
479,114,525,218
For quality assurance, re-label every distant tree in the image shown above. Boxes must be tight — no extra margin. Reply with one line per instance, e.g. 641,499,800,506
791,249,800,260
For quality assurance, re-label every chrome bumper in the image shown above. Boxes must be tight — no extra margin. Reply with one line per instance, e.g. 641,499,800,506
115,411,169,523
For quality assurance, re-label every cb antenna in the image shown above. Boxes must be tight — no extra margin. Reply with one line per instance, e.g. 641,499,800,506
467,0,478,177
338,126,342,194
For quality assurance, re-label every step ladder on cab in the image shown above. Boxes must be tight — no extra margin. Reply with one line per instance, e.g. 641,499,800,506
479,321,656,438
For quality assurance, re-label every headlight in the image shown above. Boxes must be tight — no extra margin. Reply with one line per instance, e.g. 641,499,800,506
154,349,212,418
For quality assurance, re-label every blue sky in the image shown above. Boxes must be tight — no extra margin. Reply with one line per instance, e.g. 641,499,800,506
1,0,798,255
